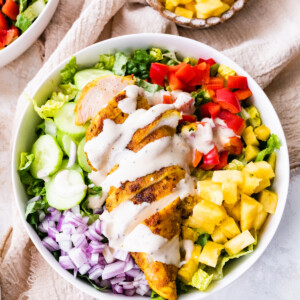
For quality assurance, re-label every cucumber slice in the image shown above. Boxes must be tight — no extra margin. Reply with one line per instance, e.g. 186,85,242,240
78,137,92,173
74,69,113,90
54,102,89,141
61,159,84,178
46,169,87,210
30,135,63,179
56,130,78,156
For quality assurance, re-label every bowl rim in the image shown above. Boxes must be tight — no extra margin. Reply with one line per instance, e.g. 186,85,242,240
0,0,59,68
11,33,290,299
147,0,248,29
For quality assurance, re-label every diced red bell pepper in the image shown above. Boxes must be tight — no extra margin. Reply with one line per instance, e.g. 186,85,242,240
193,150,203,168
200,146,220,170
233,88,253,101
227,76,248,90
213,151,228,170
0,12,8,30
150,63,169,86
180,114,197,124
200,102,220,119
218,110,246,136
198,58,216,66
215,88,241,113
2,0,19,21
224,136,243,155
168,72,186,91
162,94,173,104
168,63,185,73
0,28,15,48
188,62,210,86
204,77,224,90
175,63,196,84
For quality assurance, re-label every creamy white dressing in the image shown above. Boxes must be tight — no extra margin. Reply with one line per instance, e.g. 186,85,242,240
54,170,87,198
172,91,195,115
117,86,141,114
144,90,171,106
87,195,105,210
180,240,194,266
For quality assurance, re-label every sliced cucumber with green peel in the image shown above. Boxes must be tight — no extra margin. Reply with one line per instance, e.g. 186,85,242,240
74,69,113,90
30,135,63,179
61,159,84,178
78,137,92,173
54,102,89,141
46,169,87,210
56,130,78,156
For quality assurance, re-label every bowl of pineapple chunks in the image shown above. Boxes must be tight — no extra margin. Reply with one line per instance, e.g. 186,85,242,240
147,0,248,28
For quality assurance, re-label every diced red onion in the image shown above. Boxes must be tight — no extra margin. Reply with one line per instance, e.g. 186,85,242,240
56,215,65,232
48,227,59,240
64,211,84,227
102,261,125,280
112,284,123,294
61,223,75,234
136,285,150,296
56,232,71,243
90,253,99,266
110,276,126,285
113,249,129,262
71,233,88,249
88,225,103,241
67,141,77,168
42,237,60,251
116,272,126,278
58,240,72,252
124,257,134,272
100,279,111,288
79,263,91,275
93,208,103,215
125,269,141,278
75,224,88,234
94,219,102,235
74,268,78,278
59,255,75,270
68,248,88,268
28,195,41,204
87,241,105,254
82,216,89,225
88,265,104,280
124,288,136,296
103,245,115,264
48,208,61,222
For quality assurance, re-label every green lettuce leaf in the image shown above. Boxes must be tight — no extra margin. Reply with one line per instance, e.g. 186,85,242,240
191,168,213,181
162,51,181,65
112,52,129,76
25,197,49,219
210,64,220,77
94,54,115,70
19,0,28,12
135,78,163,93
183,57,198,66
151,291,165,300
190,268,213,291
195,233,210,247
15,14,32,32
150,48,163,61
60,56,78,84
255,134,281,162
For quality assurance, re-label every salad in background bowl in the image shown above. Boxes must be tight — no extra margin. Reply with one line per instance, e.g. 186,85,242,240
0,0,58,68
12,34,289,300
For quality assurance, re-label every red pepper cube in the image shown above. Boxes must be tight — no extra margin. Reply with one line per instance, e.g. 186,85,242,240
215,88,241,114
204,77,224,90
200,146,220,170
199,102,221,119
150,63,169,86
188,63,210,86
227,76,248,90
193,150,203,168
218,110,246,136
213,151,229,170
233,88,253,101
168,72,186,91
162,94,173,104
198,58,216,66
179,114,197,124
224,136,243,155
0,28,15,48
0,12,8,30
2,0,19,21
175,63,196,84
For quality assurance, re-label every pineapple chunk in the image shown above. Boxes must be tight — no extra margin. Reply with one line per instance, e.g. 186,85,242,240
254,209,268,230
222,181,238,204
165,0,179,11
197,180,223,205
182,226,199,242
210,2,229,16
188,200,227,234
175,6,194,18
242,126,259,146
211,226,228,244
240,194,264,231
240,171,261,195
218,64,236,79
195,0,229,19
212,170,243,184
258,190,278,214
219,217,241,239
254,125,271,142
231,201,241,222
254,178,271,193
185,1,197,14
179,0,193,4
243,161,275,179
224,230,255,255
267,152,277,172
245,145,260,162
199,241,224,267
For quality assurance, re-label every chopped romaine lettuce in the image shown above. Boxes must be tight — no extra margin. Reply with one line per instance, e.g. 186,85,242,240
150,48,163,61
60,56,78,84
135,78,163,93
224,159,245,170
256,134,281,162
112,52,129,76
183,57,198,66
190,268,213,291
210,64,220,77
19,0,28,13
15,15,32,32
195,233,210,247
94,54,115,70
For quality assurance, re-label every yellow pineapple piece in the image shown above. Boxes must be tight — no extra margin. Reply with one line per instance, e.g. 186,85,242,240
222,181,238,204
222,0,234,5
175,6,194,18
191,244,202,261
199,241,224,267
188,200,227,234
254,209,268,230
211,226,228,244
197,180,223,205
179,0,193,4
185,1,197,14
243,161,275,179
165,0,179,11
267,152,277,172
240,171,261,195
210,2,230,17
218,64,236,79
244,145,260,162
231,201,241,222
258,190,278,214
242,126,259,146
182,226,199,242
240,194,264,231
195,0,229,19
254,178,271,193
219,217,241,239
212,170,243,184
254,125,271,142
224,230,255,255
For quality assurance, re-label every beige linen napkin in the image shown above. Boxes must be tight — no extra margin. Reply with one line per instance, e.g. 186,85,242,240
1,0,300,299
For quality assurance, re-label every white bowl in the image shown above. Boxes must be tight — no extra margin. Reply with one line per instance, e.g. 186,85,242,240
12,33,290,299
0,0,59,68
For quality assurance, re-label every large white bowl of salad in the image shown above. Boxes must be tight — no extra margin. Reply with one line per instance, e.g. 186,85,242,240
12,33,289,300
0,0,58,68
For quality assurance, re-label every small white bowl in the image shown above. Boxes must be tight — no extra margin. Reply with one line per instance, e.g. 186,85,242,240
0,0,59,68
12,33,290,299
